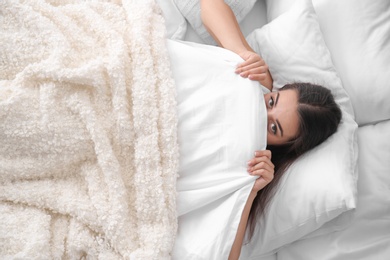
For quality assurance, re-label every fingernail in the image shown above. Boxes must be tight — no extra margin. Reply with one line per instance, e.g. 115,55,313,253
254,152,258,156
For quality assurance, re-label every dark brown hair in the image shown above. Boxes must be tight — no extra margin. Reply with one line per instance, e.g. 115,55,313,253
247,82,342,238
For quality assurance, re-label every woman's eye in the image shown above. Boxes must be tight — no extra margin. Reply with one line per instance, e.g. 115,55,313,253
271,123,277,134
268,97,274,107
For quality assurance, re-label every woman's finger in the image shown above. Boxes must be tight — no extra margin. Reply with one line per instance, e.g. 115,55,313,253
239,62,268,73
250,168,265,177
237,54,265,68
236,61,267,73
239,71,263,79
253,156,274,168
238,67,268,79
248,161,274,175
251,160,274,172
254,150,272,159
247,152,273,166
248,74,266,81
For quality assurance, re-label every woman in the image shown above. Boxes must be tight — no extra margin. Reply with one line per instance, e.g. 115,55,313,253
200,0,342,259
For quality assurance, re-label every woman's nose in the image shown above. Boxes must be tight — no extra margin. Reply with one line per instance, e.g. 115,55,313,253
267,109,274,119
267,106,280,119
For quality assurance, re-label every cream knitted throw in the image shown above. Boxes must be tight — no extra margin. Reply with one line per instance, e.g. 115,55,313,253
0,0,178,258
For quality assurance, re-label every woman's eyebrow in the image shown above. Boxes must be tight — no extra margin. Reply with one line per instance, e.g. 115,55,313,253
275,92,280,107
276,119,284,137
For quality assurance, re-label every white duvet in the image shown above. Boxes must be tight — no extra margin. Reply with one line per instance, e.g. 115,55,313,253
167,40,268,259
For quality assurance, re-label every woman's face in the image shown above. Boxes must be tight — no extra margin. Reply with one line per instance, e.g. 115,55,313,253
264,89,300,146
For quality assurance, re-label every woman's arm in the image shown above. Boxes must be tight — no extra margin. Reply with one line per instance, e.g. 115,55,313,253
200,0,251,55
200,0,273,91
229,191,257,260
229,151,275,260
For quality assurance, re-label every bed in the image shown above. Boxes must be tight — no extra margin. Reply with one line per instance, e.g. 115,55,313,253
1,0,389,259
159,0,390,259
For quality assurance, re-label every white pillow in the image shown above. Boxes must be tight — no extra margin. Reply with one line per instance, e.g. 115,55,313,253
265,0,296,21
173,0,257,44
312,0,390,125
265,0,390,125
156,0,187,40
241,0,358,257
166,39,268,259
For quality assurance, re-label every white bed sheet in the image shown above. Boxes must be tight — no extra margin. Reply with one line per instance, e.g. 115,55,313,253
276,119,390,260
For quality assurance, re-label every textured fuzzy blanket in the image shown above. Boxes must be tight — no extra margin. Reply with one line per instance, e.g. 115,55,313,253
0,0,178,258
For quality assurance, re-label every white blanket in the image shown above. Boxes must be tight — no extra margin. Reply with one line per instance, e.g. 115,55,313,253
167,40,268,259
0,0,178,258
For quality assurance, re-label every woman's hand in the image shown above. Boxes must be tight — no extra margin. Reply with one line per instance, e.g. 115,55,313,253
247,150,274,193
236,51,268,81
236,50,273,91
